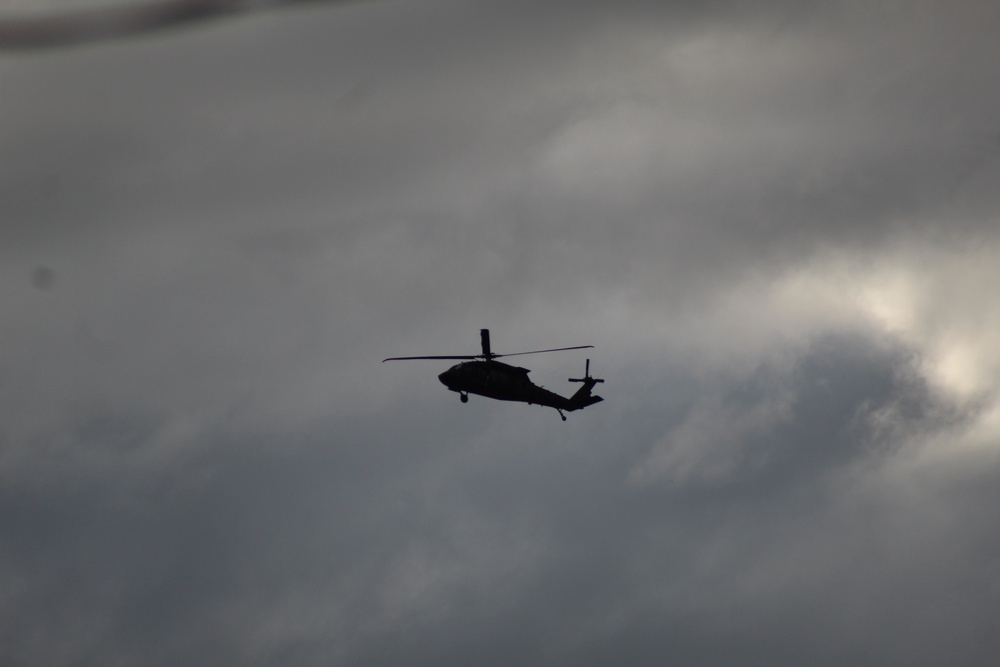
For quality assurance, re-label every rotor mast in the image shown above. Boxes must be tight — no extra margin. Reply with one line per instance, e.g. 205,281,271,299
480,329,492,359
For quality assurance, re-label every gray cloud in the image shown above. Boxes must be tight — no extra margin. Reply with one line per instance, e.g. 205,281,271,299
5,329,996,666
0,0,374,50
3,1,1000,665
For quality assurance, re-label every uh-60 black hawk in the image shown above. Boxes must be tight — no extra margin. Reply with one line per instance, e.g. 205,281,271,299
383,329,604,421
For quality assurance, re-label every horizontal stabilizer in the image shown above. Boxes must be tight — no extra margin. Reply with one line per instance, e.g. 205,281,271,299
574,394,603,409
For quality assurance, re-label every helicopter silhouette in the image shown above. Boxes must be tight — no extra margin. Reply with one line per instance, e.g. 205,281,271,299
383,329,604,421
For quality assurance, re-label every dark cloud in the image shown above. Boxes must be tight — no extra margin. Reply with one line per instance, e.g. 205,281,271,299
3,1,1000,665
0,0,371,50
3,329,996,666
30,265,55,290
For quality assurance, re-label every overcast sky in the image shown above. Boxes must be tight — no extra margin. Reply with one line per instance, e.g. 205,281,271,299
3,1,1000,665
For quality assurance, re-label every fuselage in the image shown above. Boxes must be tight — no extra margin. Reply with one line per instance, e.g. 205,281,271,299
438,360,571,408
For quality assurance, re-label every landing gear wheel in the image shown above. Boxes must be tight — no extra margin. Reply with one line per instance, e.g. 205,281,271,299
460,392,469,403
557,409,566,421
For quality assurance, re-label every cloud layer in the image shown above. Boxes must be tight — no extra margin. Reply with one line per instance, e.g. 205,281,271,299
3,1,1000,665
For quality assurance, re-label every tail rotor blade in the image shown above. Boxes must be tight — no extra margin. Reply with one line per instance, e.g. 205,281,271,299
569,358,604,383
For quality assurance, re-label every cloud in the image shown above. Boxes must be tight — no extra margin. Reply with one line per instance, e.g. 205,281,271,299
3,1,1000,665
0,0,374,50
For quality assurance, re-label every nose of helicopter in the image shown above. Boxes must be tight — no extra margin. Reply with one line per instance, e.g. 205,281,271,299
438,368,456,388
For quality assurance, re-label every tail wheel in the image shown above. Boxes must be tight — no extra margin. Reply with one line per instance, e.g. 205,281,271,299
460,392,469,403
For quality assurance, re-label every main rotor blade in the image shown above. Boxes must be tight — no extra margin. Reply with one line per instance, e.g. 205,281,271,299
494,345,594,358
382,355,477,362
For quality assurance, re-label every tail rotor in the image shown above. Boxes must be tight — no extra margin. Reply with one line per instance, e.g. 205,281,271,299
569,359,604,384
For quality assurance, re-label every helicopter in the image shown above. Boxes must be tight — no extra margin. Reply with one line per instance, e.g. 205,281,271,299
383,329,604,421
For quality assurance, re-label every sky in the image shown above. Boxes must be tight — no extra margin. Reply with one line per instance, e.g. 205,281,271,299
2,0,1000,664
